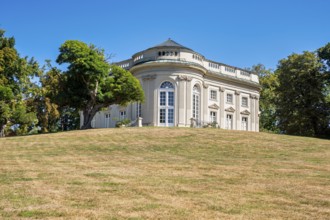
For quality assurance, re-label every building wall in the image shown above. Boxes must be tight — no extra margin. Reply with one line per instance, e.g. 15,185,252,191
81,43,260,131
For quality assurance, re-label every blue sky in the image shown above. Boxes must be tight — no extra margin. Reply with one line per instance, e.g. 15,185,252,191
1,0,329,70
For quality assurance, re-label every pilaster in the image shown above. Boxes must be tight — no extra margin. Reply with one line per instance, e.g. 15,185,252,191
142,75,156,126
235,90,240,130
255,96,259,132
185,78,192,125
177,75,191,126
203,82,209,123
250,94,256,131
219,87,225,128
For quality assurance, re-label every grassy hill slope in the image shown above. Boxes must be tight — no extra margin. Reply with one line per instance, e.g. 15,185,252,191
0,128,329,219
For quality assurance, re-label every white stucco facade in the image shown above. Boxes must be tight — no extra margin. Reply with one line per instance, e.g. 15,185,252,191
81,39,261,131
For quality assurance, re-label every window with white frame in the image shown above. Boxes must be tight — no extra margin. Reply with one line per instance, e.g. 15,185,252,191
210,90,217,100
210,111,217,123
105,113,111,128
242,97,248,107
192,85,200,121
159,81,175,126
226,93,233,104
119,111,126,120
226,114,233,129
242,117,248,131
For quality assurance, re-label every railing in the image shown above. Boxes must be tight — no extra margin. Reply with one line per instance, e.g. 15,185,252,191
191,119,219,128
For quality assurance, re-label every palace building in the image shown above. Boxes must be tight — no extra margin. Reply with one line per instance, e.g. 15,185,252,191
80,39,261,131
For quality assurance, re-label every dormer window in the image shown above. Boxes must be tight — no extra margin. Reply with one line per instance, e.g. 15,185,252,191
158,51,178,57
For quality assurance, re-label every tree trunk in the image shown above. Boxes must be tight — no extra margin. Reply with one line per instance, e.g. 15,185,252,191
0,124,6,138
80,104,104,129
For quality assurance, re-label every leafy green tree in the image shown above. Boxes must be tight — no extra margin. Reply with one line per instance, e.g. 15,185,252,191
275,51,329,136
251,64,279,133
56,40,144,129
317,43,330,135
26,70,61,133
0,30,40,137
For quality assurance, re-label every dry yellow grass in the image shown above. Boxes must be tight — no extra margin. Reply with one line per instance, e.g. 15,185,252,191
0,127,329,219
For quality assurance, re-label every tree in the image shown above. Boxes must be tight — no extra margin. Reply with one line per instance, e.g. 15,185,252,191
251,64,279,133
0,29,40,137
275,51,329,136
56,40,144,129
317,43,330,135
26,64,61,133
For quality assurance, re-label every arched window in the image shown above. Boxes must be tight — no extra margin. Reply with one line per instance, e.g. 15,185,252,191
159,81,175,127
192,85,200,123
160,81,174,89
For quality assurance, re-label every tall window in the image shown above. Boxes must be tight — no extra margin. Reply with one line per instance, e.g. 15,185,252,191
226,114,233,129
210,90,217,100
242,117,248,131
159,81,175,126
210,111,217,123
226,94,233,104
193,85,200,122
242,97,248,107
105,113,111,128
120,111,126,120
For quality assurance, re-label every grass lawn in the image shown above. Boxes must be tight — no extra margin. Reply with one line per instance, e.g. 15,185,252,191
0,127,329,219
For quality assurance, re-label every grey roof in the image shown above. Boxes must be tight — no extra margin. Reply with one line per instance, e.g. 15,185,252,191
149,38,193,51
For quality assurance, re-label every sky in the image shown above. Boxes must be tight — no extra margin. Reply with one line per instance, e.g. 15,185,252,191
1,0,329,71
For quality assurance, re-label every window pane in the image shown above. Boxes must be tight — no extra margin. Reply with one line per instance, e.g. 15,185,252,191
168,92,174,106
160,81,174,89
160,92,166,106
210,111,216,122
242,97,248,107
210,90,217,100
227,94,233,103
168,109,174,123
159,109,166,123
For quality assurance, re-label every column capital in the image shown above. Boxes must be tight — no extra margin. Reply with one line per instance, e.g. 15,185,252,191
250,94,257,99
177,75,192,81
219,86,225,92
235,90,241,95
203,82,209,89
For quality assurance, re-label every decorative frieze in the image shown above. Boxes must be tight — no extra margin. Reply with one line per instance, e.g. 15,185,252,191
142,74,156,81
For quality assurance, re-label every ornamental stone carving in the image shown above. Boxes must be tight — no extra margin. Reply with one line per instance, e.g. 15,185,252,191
235,90,241,95
225,107,235,112
208,103,220,110
250,94,257,99
240,110,251,115
219,86,225,92
177,75,192,81
203,82,209,89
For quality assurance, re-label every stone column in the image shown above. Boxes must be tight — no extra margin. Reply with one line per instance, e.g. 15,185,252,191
255,96,259,132
142,75,156,126
219,87,225,129
203,82,209,124
186,79,192,125
250,94,255,131
177,75,191,127
235,90,240,130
